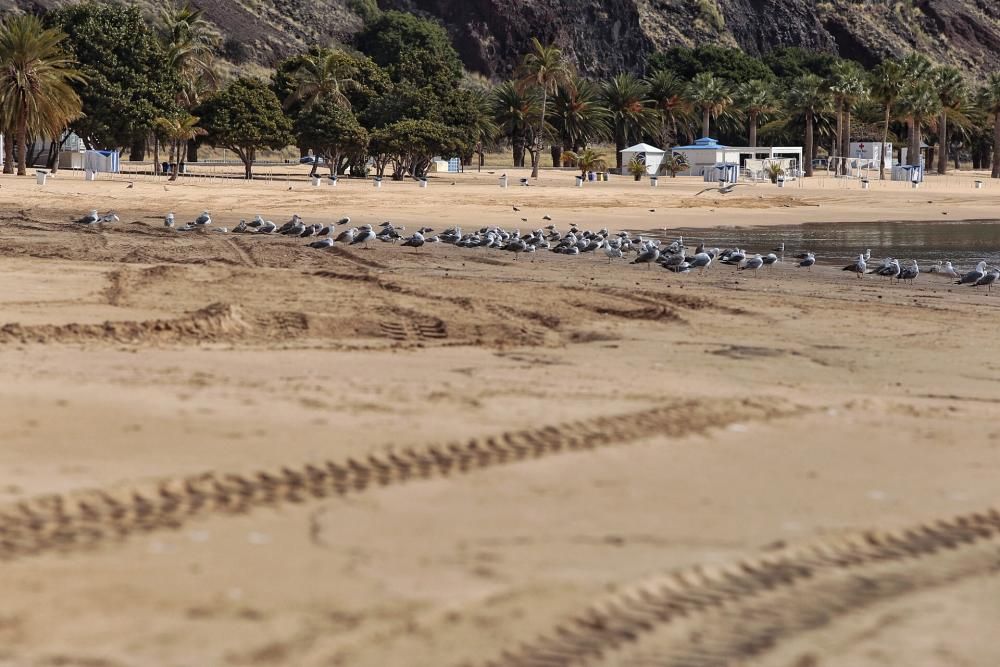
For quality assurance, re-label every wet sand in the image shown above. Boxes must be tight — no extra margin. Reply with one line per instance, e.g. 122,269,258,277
1,169,999,666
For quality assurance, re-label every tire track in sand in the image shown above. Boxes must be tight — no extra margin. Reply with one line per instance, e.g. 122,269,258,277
0,398,803,562
484,510,1000,667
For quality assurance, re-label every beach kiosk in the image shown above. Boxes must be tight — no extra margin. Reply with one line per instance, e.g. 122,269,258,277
619,143,665,176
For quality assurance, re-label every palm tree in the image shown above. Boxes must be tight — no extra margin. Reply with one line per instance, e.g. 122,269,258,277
933,66,966,174
979,73,1000,179
734,79,776,147
0,14,84,176
601,73,657,171
154,113,206,181
784,74,830,177
898,79,941,168
550,77,609,165
828,61,866,174
159,1,220,77
685,72,731,139
646,69,691,147
491,81,542,168
517,38,573,178
870,58,906,179
285,49,359,111
561,147,607,175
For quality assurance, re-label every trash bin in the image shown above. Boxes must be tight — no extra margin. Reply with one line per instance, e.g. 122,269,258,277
84,170,96,182
35,170,48,185
776,176,785,188
311,176,321,187
575,175,583,188
587,171,596,182
650,176,658,187
861,178,870,190
975,180,983,190
498,175,508,188
419,178,428,188
373,177,382,189
328,176,338,187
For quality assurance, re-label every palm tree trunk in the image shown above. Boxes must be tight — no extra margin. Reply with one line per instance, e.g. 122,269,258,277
879,104,891,180
531,88,546,178
16,109,29,176
913,120,922,169
153,135,160,176
748,111,757,148
993,116,1000,179
833,102,843,171
804,113,814,177
2,129,12,175
937,111,948,174
702,107,710,138
841,109,851,176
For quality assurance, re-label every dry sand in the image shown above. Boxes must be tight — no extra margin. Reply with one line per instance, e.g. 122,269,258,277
1,167,999,666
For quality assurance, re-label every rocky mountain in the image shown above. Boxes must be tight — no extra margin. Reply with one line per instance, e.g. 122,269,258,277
4,0,1000,79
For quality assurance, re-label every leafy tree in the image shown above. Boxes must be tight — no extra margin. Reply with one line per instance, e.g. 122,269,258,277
898,79,941,167
491,81,542,167
870,58,906,179
517,38,573,178
284,49,360,111
649,46,774,84
550,77,609,166
601,73,657,171
197,78,292,178
369,119,462,179
734,79,776,148
661,153,690,178
159,1,219,77
154,113,205,181
355,11,462,92
295,101,368,176
561,147,607,175
0,14,84,176
647,69,692,147
828,61,867,173
764,47,840,82
686,72,732,138
45,3,179,151
979,73,1000,178
784,74,830,176
933,66,966,174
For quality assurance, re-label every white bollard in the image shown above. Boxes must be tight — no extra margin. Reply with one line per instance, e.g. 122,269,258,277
975,180,983,189
649,176,658,188
419,178,428,188
911,181,920,189
861,179,870,190
373,178,382,189
311,176,321,187
328,176,338,187
35,170,48,185
575,175,583,188
498,175,508,188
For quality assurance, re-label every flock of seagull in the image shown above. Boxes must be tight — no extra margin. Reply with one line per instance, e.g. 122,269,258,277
71,208,999,291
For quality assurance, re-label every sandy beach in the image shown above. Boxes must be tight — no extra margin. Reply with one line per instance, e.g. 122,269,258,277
1,168,1000,666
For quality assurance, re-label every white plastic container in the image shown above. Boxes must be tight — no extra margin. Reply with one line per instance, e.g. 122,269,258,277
35,171,48,185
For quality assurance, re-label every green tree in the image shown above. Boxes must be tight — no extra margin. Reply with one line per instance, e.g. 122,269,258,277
159,1,219,77
734,79,776,148
828,61,867,174
284,49,360,111
355,11,462,92
647,69,692,147
764,47,840,82
197,78,293,178
369,119,462,179
978,73,1000,179
45,3,179,152
517,38,573,178
550,77,609,165
870,58,906,179
0,14,84,176
601,73,657,171
686,72,732,139
294,101,368,176
784,74,830,177
154,113,205,181
561,147,607,175
649,46,774,84
491,81,542,168
933,66,966,175
898,79,941,167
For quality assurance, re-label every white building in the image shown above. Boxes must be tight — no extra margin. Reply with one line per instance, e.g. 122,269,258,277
672,137,803,181
619,143,665,176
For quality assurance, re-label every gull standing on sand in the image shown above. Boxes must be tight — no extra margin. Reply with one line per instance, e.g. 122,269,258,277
604,242,623,264
738,254,764,276
351,225,376,248
762,253,779,268
842,254,867,278
956,261,987,286
928,260,960,278
898,260,919,284
797,252,816,270
335,227,357,244
195,211,211,225
164,212,175,228
688,252,712,275
400,231,426,252
631,243,660,269
973,267,999,292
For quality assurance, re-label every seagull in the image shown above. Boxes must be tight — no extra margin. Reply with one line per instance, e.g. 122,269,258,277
928,260,960,278
317,223,334,236
872,258,901,282
400,231,426,252
308,238,334,249
75,209,100,225
195,211,211,225
542,215,552,221
687,252,712,274
335,228,356,244
164,212,175,228
898,260,919,284
337,217,351,226
738,254,764,276
350,225,376,248
512,206,520,212
842,254,867,278
505,237,527,260
761,253,779,268
257,220,276,234
631,244,660,269
248,215,265,228
796,252,816,270
693,183,747,196
100,212,120,223
973,266,999,292
233,219,249,234
604,243,623,263
956,261,987,286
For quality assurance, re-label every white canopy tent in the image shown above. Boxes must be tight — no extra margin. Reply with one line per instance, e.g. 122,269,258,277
619,143,665,175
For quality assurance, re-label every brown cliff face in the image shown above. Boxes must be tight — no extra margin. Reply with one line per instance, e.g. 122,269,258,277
2,0,998,78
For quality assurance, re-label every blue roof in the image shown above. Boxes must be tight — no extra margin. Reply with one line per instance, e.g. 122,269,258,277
672,137,727,150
